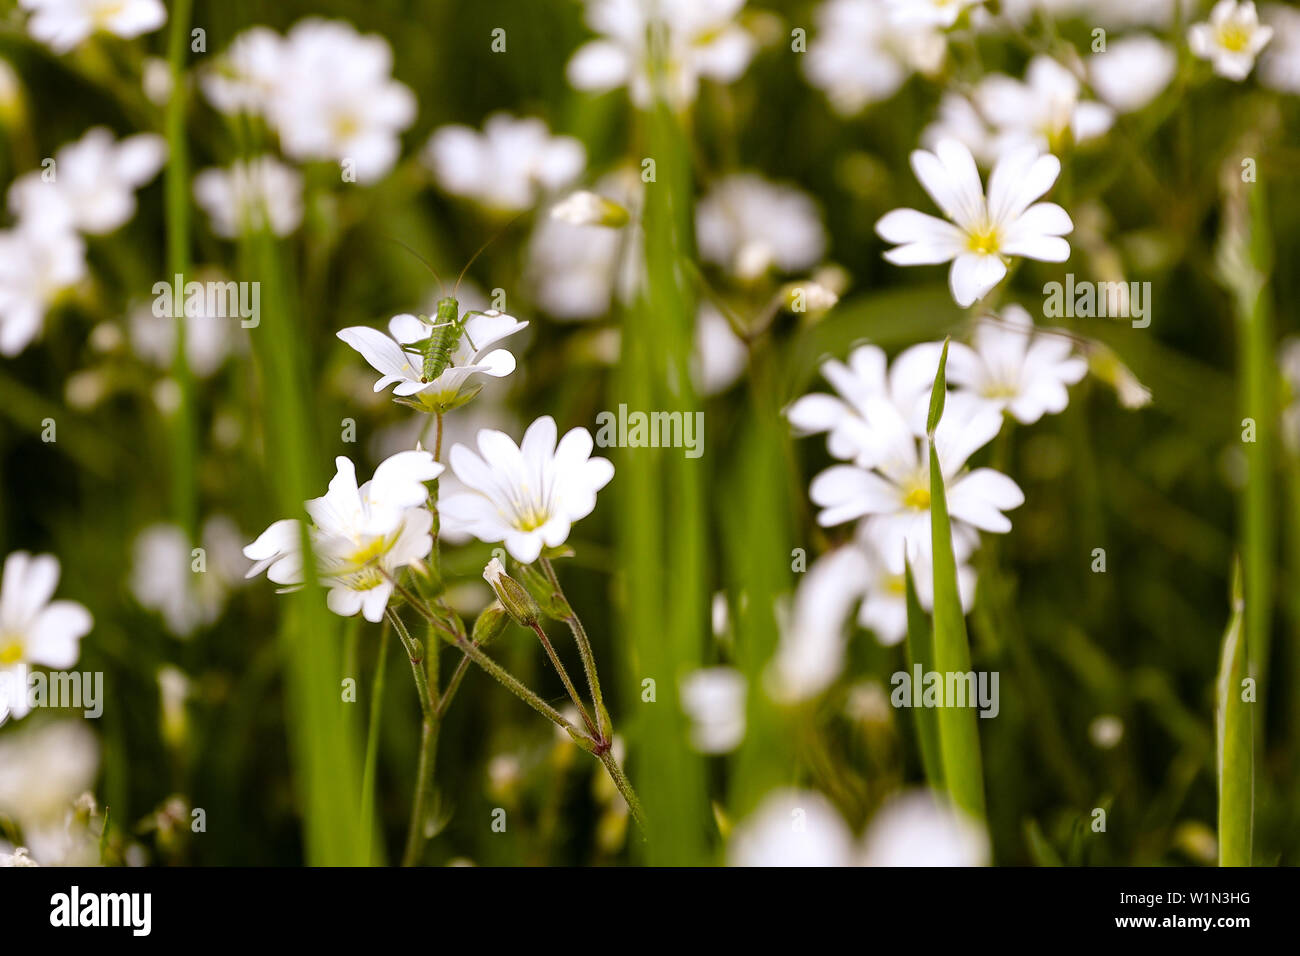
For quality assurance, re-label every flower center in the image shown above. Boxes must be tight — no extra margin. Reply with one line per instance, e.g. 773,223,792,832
980,380,1020,399
965,223,1001,255
903,485,931,510
0,636,23,665
1217,24,1251,52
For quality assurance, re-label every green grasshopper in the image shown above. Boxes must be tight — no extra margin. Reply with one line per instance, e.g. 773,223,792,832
400,295,483,384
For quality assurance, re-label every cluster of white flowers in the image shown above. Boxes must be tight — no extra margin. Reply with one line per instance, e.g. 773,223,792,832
20,0,165,54
0,127,165,355
202,19,416,185
776,307,1085,698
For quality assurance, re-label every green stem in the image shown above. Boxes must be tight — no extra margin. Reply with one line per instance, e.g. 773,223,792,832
599,748,647,834
436,651,472,721
541,558,610,741
386,610,433,722
402,715,439,867
530,621,598,738
360,621,390,865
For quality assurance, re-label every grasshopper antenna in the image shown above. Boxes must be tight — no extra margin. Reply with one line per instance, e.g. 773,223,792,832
452,210,529,299
385,236,445,299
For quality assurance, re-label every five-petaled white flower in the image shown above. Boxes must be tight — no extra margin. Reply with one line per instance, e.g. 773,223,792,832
945,305,1087,424
8,127,166,237
0,552,93,722
20,0,166,54
424,113,585,214
876,139,1073,308
243,451,443,623
337,309,528,413
1189,1,1274,81
974,56,1114,156
567,0,754,109
441,416,614,564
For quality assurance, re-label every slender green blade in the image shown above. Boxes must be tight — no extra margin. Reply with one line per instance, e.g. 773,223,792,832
1216,562,1253,866
904,558,944,793
927,343,987,823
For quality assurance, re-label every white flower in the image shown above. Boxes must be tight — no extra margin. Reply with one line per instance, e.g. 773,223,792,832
922,92,998,165
692,302,748,396
974,56,1114,155
268,19,416,183
885,0,985,29
0,846,40,866
193,155,304,239
527,168,643,320
128,286,239,379
860,791,989,865
20,0,165,54
1260,4,1300,93
1087,35,1177,113
808,369,1022,570
875,139,1073,307
0,552,92,722
697,174,826,281
0,720,99,866
441,416,614,563
0,226,86,355
130,517,246,638
680,667,747,753
338,309,527,413
243,451,443,623
804,0,946,114
550,190,629,228
786,341,942,465
200,27,286,115
728,789,856,866
945,305,1087,424
567,0,754,109
854,532,975,646
1189,0,1274,80
8,127,165,237
425,113,585,213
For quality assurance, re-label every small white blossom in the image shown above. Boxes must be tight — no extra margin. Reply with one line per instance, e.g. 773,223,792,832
441,416,614,564
550,190,630,228
697,174,826,281
0,226,86,355
973,56,1114,155
680,667,747,753
1260,4,1300,93
0,721,100,866
193,156,303,239
860,791,989,866
1087,35,1178,113
1189,0,1274,81
244,451,443,623
728,789,857,867
425,113,585,213
876,139,1073,307
885,0,985,29
20,0,165,54
200,27,286,115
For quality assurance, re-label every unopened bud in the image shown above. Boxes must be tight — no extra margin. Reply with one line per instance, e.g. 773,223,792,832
483,558,539,627
471,601,511,646
551,190,629,228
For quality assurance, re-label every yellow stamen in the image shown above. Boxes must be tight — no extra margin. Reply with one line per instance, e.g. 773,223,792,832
903,486,931,510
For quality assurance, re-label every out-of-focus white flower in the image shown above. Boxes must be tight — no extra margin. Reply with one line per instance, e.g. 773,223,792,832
200,27,285,115
885,0,984,28
193,156,303,238
0,552,92,721
1089,714,1124,749
142,56,172,105
527,169,643,320
0,226,86,355
1087,35,1177,113
854,531,975,646
425,114,585,213
20,0,165,54
728,789,856,866
922,92,998,164
692,302,749,396
128,282,240,378
244,451,443,623
9,128,165,237
945,305,1087,424
1001,0,1190,28
697,174,826,281
550,190,630,228
804,0,946,114
0,721,99,866
567,0,754,109
1189,1,1274,80
1260,4,1300,93
441,417,614,563
860,791,989,865
130,517,246,638
680,667,747,753
0,846,40,866
876,139,1073,307
338,309,527,413
974,56,1113,155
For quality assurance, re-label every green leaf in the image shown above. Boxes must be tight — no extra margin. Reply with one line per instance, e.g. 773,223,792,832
904,557,944,793
1216,559,1253,866
926,337,950,437
927,343,987,823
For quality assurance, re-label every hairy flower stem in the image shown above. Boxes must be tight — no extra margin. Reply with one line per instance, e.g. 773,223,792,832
540,558,610,741
360,619,390,865
531,621,598,738
387,610,439,866
599,747,647,834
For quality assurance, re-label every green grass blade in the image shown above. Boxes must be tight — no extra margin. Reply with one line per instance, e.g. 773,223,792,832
904,558,944,793
927,341,987,823
1216,562,1253,866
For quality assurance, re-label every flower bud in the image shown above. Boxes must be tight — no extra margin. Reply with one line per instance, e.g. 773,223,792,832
551,190,629,228
482,558,539,628
471,601,511,647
